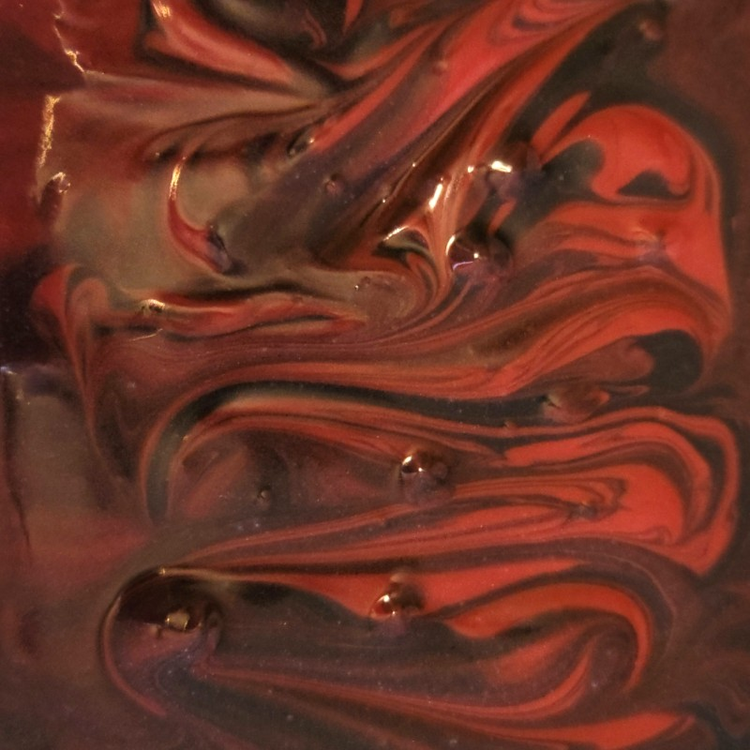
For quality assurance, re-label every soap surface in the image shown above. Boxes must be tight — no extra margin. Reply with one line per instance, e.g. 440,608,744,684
2,1,750,748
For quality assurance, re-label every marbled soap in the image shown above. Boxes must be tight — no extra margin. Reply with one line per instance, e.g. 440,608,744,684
2,1,750,748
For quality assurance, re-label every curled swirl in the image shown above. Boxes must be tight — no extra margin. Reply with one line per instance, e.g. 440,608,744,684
5,0,748,748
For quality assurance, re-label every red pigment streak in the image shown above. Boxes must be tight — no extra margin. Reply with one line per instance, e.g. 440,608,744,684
3,1,750,749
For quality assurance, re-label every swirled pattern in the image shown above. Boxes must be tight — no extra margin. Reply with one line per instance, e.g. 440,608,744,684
2,0,750,748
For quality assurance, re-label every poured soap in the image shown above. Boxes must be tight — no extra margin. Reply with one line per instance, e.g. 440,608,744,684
2,1,750,748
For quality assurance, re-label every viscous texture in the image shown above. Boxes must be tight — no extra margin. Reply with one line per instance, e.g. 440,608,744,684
2,1,750,748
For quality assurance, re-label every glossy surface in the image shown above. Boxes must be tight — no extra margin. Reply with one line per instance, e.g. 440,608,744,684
3,1,750,748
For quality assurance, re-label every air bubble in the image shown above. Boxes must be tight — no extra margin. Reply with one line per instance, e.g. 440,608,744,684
153,601,219,640
483,142,542,199
432,57,448,75
542,383,609,424
569,502,603,522
324,174,344,195
638,17,664,43
38,172,69,221
254,487,273,512
447,230,512,279
116,571,222,647
287,127,315,157
145,145,178,164
370,572,424,621
354,275,372,292
162,608,194,633
138,298,167,317
205,225,233,274
400,451,451,504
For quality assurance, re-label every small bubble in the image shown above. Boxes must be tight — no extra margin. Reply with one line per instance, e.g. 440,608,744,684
354,275,371,292
432,57,448,75
205,225,233,274
569,502,602,521
370,572,424,621
163,608,193,633
484,142,542,200
46,171,69,193
447,231,512,279
400,451,451,504
324,173,344,195
254,487,273,512
38,172,69,221
145,145,178,164
401,452,448,480
638,17,664,43
154,600,222,639
542,383,609,424
138,298,167,317
287,127,315,157
504,141,540,173
117,572,222,650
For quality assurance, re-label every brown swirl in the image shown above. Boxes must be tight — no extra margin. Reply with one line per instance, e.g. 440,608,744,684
2,1,749,749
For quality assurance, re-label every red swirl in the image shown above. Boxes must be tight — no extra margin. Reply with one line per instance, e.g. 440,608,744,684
2,1,749,749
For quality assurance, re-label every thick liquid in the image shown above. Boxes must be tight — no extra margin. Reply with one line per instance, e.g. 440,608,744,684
2,1,750,748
